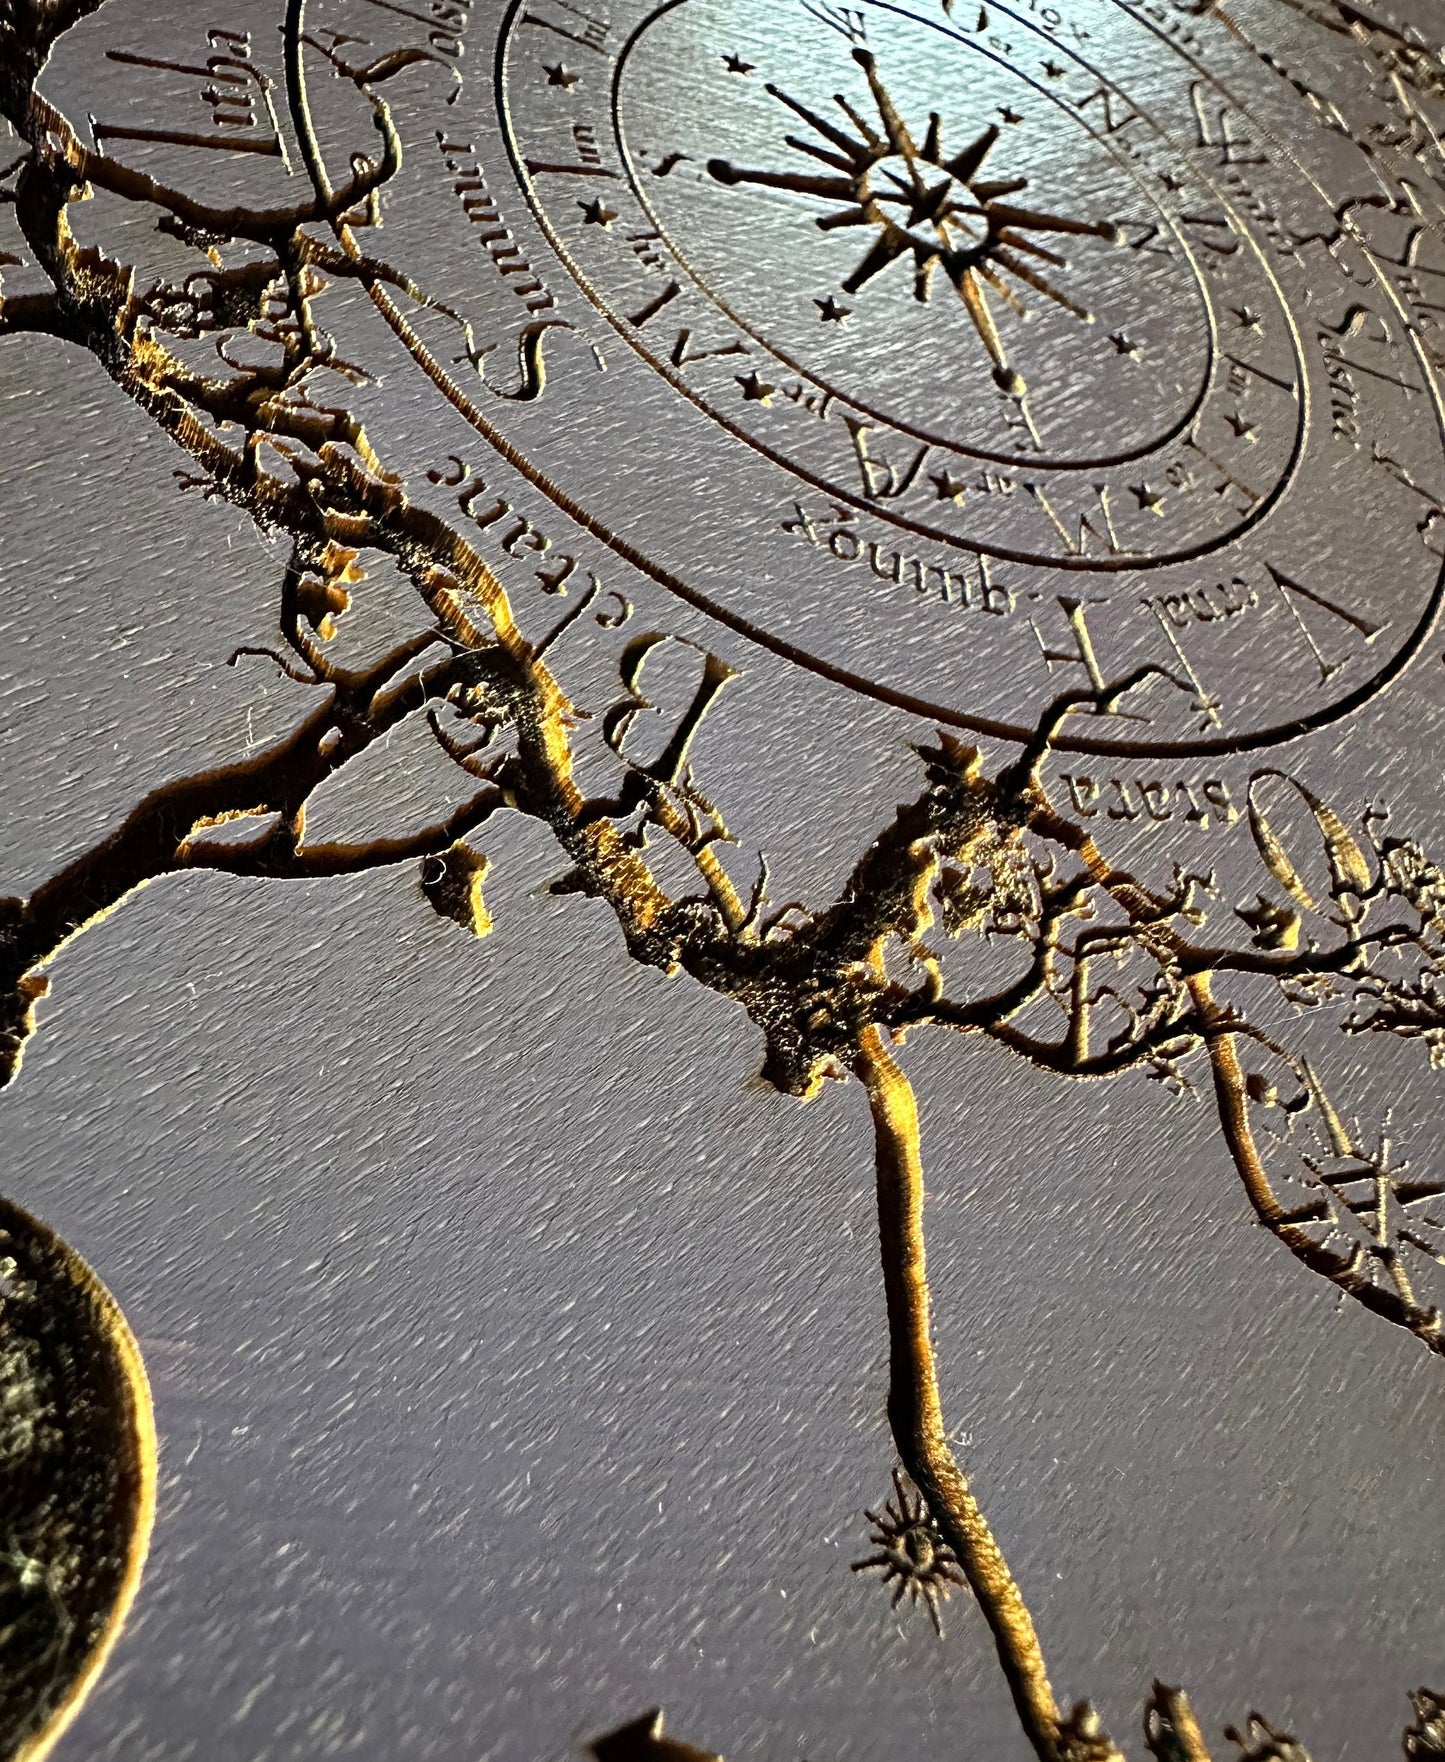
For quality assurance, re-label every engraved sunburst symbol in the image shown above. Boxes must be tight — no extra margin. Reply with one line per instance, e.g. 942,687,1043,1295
707,47,1124,402
851,1468,967,1636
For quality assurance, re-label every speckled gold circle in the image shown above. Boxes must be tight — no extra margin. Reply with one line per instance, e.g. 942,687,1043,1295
0,1198,156,1762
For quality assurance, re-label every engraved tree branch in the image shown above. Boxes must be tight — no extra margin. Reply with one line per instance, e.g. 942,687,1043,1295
1,6,1443,1762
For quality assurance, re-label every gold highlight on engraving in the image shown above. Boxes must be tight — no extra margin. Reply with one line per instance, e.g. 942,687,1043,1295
589,1707,721,1762
2,0,1445,1755
0,1200,155,1762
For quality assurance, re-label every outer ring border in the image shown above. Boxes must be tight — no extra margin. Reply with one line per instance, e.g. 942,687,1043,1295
421,0,1445,757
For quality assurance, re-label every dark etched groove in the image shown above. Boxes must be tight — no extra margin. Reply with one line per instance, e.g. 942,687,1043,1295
2,4,1445,1758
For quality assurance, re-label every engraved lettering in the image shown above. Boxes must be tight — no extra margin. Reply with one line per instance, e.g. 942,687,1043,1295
801,0,867,40
1031,595,1108,689
1190,83,1267,166
1058,774,1237,826
520,1,609,55
670,328,748,367
437,136,557,313
1073,84,1140,136
627,281,681,327
1267,563,1386,682
782,500,1013,613
603,636,739,782
1028,483,1121,556
846,418,930,502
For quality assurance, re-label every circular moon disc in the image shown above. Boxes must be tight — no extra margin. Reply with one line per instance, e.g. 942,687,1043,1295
0,1198,155,1762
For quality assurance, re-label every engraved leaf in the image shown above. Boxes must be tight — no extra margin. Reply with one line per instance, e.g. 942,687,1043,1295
1143,1682,1214,1762
1248,790,1315,910
1246,772,1371,914
1222,1712,1312,1762
588,1708,720,1762
1296,781,1372,900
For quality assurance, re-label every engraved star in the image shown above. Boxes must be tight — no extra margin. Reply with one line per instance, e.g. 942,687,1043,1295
737,370,776,403
1232,306,1263,332
931,470,968,503
579,198,617,227
1110,331,1140,358
1157,170,1183,192
723,52,755,74
1226,408,1258,442
545,63,578,89
1131,482,1164,514
1043,60,1066,79
815,294,851,323
706,47,1123,402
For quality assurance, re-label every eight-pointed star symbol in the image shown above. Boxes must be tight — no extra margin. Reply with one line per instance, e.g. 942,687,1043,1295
545,62,578,89
579,197,617,226
737,370,776,403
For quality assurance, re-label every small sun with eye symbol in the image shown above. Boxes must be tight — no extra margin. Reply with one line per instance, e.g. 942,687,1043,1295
851,1469,967,1635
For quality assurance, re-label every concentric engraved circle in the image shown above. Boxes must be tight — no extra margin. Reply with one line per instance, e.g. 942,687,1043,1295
509,0,1324,570
479,0,1445,751
621,5,1222,471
